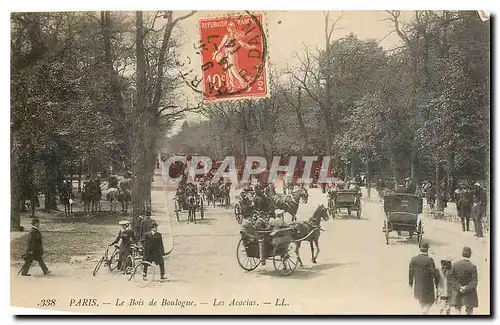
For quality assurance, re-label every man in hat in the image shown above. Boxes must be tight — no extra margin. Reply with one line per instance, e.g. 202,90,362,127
471,195,484,237
142,221,167,281
109,220,135,272
449,247,478,315
409,240,438,314
21,218,51,276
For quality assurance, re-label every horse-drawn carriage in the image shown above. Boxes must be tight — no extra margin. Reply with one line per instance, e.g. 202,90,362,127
236,204,329,276
327,188,362,219
206,181,231,207
234,188,257,225
237,217,299,276
173,183,204,223
382,193,424,245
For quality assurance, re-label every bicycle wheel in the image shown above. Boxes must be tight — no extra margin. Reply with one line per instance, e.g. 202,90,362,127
93,256,105,276
130,261,156,288
123,255,134,275
108,248,120,271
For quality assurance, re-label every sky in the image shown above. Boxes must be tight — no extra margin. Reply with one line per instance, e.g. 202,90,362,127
169,10,414,133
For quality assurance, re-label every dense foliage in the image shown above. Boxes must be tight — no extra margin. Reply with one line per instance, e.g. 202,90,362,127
168,11,490,188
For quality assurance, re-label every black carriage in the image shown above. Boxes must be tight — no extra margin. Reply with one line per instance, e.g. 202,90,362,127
382,193,424,245
327,188,362,219
236,220,299,276
173,185,205,222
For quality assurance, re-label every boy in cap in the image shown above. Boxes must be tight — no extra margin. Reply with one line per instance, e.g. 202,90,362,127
408,240,438,314
109,220,135,272
449,247,478,315
21,218,51,276
436,256,453,315
142,221,167,281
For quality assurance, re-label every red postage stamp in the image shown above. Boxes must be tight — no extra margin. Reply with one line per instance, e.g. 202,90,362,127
198,13,268,102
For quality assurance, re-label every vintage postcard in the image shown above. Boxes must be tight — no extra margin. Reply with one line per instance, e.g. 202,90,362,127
10,10,490,315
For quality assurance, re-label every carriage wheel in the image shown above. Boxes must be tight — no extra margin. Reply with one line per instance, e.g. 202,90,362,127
384,221,390,245
272,243,298,276
236,238,261,271
417,221,423,245
235,204,243,224
92,256,105,276
174,200,180,222
108,249,120,271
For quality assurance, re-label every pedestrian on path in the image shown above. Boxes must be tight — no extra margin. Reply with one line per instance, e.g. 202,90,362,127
457,189,472,232
143,221,167,281
409,241,438,314
449,247,479,315
21,218,52,276
471,196,484,237
436,256,453,315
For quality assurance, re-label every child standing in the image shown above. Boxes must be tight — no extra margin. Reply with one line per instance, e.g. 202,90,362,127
436,256,453,315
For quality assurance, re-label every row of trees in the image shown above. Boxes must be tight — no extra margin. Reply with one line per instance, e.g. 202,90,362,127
11,11,198,230
168,11,490,190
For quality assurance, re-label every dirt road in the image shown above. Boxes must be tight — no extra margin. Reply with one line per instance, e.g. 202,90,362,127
11,175,490,315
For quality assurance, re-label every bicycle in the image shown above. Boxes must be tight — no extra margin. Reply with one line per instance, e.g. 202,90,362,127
92,245,120,276
128,260,159,288
123,244,143,275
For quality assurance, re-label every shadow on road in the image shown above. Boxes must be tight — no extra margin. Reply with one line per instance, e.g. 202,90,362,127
255,262,358,280
389,236,448,248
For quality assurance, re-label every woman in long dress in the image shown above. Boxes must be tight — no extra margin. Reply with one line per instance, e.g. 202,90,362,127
212,22,257,92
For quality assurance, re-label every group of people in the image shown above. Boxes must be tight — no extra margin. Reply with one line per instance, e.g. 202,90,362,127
110,213,167,281
454,183,487,237
409,241,479,315
19,213,168,281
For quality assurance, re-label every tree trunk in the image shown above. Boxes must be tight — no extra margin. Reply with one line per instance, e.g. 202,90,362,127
77,161,82,193
132,11,148,227
366,160,371,199
294,87,309,152
11,155,22,231
44,160,58,212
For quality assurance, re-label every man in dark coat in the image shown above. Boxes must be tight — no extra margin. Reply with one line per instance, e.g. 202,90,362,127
142,221,167,281
449,247,479,315
456,189,472,232
21,218,51,276
409,241,438,314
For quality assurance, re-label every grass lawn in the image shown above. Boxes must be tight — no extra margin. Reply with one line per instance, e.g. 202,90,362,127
11,209,126,265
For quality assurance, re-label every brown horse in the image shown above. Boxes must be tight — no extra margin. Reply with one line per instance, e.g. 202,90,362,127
289,204,329,266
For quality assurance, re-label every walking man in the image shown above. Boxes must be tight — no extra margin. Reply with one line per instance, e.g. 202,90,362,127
409,241,438,314
457,188,472,232
450,247,479,315
471,196,484,237
21,218,51,276
142,221,167,281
